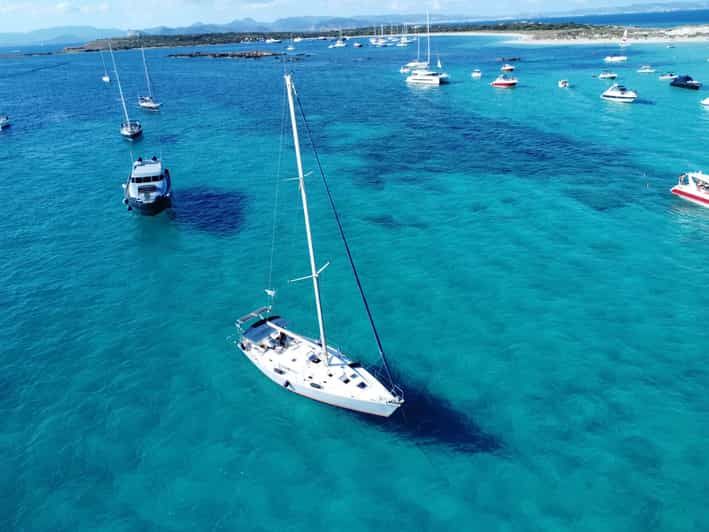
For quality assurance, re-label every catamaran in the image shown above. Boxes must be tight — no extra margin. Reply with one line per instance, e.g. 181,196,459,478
138,45,161,111
405,13,449,85
235,74,404,417
99,50,111,83
109,42,142,139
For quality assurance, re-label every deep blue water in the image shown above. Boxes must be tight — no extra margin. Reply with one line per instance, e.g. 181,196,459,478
533,8,709,27
2,36,709,531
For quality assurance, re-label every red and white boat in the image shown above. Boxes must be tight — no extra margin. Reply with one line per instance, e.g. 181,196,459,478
491,75,518,88
671,172,709,207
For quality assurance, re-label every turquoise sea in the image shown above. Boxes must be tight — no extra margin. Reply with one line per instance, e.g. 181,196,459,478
2,35,709,531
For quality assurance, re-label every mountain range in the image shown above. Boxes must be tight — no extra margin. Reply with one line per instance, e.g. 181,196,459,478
2,2,709,47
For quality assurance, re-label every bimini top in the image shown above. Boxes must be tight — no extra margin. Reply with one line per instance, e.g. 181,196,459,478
131,156,163,178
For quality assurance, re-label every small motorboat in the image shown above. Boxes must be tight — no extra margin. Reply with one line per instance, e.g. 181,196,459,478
293,37,303,43
286,44,295,51
471,69,482,79
598,71,618,80
637,65,655,73
659,72,678,80
122,156,172,215
700,97,709,107
670,75,702,90
0,115,10,129
353,42,362,48
671,172,709,207
102,74,110,83
491,75,518,88
601,84,637,103
558,79,570,88
501,63,515,72
265,38,282,44
604,55,628,63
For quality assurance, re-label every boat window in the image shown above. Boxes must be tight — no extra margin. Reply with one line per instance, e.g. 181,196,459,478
339,375,350,384
357,382,367,389
310,383,322,389
348,362,362,368
274,368,285,375
308,354,321,364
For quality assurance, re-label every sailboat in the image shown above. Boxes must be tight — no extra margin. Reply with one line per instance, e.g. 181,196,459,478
619,28,630,47
138,45,161,111
406,13,449,85
109,42,142,139
99,50,111,83
286,35,295,51
400,30,428,72
235,74,404,417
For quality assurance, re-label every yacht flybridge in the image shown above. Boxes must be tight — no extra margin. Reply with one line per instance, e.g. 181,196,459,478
109,42,142,139
138,46,161,111
122,156,172,215
235,74,404,417
672,172,709,207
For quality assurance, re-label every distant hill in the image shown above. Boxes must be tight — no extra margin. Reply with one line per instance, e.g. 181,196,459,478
0,25,125,46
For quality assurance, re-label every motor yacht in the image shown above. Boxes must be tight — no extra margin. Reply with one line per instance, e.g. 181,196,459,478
471,69,482,79
671,172,709,207
265,38,282,44
659,72,678,80
637,65,655,73
598,71,618,79
122,156,172,215
601,84,637,102
491,75,518,88
670,75,701,90
604,55,628,63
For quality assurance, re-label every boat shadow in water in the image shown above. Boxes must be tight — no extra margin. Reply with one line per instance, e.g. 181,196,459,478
169,187,247,235
357,380,502,454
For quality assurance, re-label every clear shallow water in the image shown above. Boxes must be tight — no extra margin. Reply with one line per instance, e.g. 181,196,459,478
2,36,709,531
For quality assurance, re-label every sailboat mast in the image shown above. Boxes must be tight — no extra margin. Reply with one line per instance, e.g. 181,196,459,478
109,42,131,125
141,46,153,98
284,74,329,362
426,12,431,64
100,50,108,76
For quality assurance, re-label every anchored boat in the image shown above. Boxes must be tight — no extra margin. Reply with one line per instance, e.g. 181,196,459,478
235,74,404,417
491,74,518,88
122,156,172,215
108,42,142,139
138,45,161,111
670,75,702,90
601,84,637,103
672,172,709,207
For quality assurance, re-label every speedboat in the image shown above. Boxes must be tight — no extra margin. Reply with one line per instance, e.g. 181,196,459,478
671,172,709,207
102,74,110,83
558,79,570,88
604,55,628,63
491,75,518,88
406,68,449,86
637,65,655,73
122,156,172,215
138,96,161,111
598,71,618,80
120,120,143,139
0,115,10,129
471,69,482,79
601,84,637,103
670,75,702,90
701,97,709,106
265,38,281,44
501,63,515,72
293,37,303,43
659,72,678,80
353,42,362,48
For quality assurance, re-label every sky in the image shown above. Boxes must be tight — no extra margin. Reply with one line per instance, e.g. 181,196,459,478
0,0,693,33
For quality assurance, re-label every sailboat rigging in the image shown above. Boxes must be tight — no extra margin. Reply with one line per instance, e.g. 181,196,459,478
234,73,404,417
99,50,110,83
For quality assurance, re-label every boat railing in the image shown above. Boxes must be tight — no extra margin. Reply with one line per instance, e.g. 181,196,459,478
236,306,271,329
